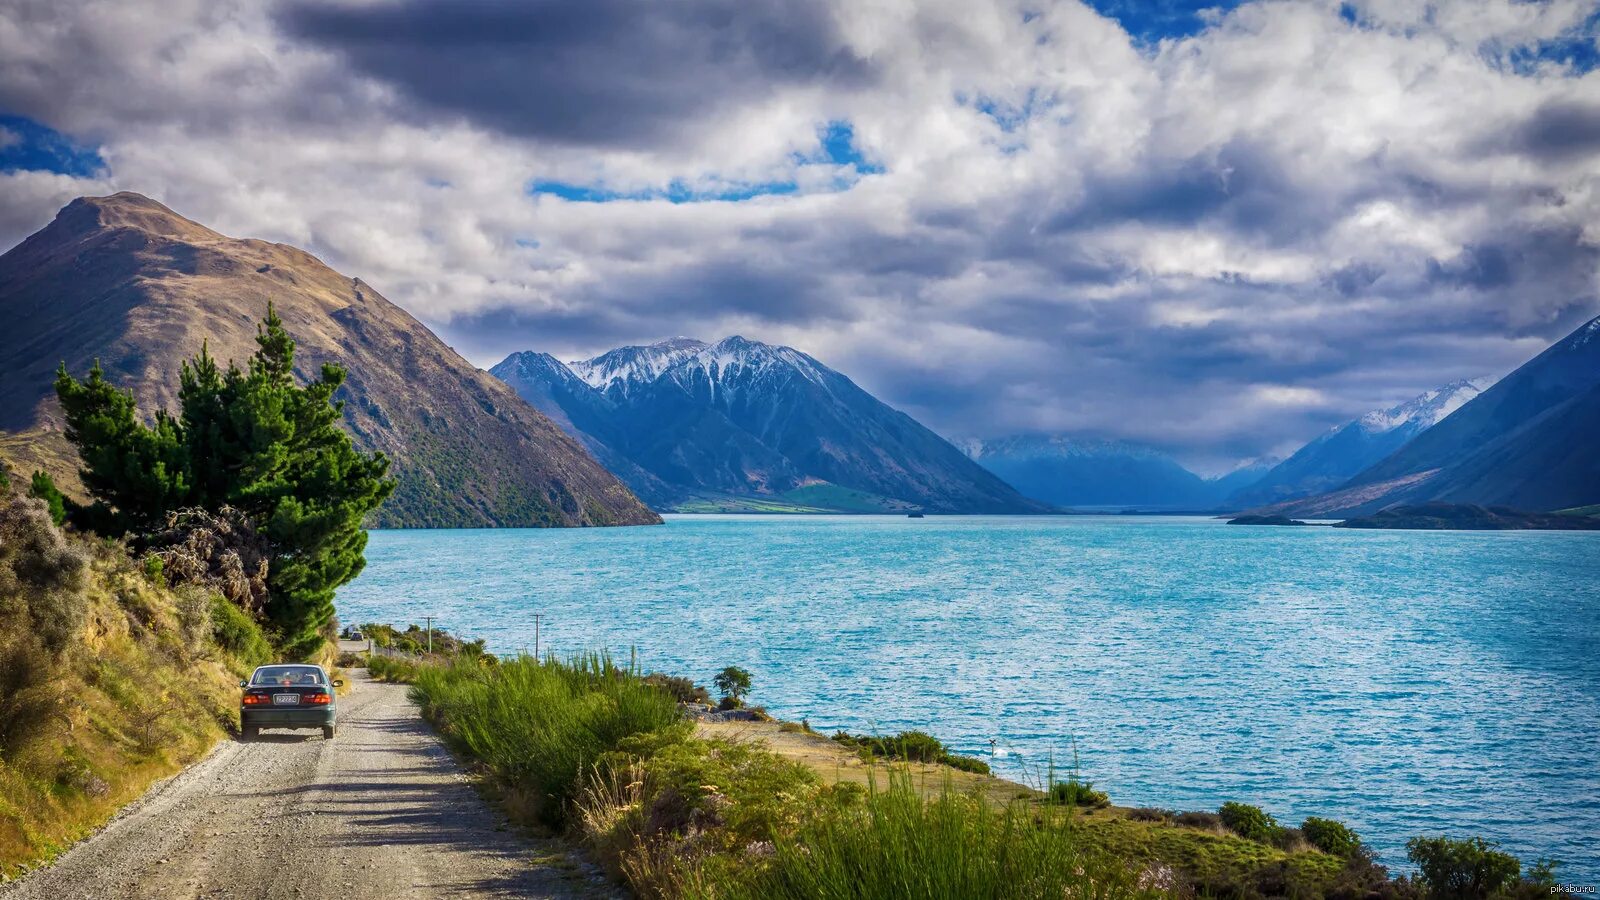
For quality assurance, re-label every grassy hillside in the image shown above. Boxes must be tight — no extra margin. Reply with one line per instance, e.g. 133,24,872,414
0,481,270,878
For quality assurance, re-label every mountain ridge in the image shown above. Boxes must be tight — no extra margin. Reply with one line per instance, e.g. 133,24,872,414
1226,378,1492,509
0,192,660,528
1248,315,1600,517
492,337,1049,514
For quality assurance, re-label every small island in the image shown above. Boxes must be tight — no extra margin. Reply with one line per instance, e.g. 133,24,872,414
1228,514,1313,526
1334,503,1600,531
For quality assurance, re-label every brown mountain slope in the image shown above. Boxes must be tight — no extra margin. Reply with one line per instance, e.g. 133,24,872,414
0,192,660,528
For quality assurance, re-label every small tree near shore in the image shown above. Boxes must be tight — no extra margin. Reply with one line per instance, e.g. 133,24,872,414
713,665,752,709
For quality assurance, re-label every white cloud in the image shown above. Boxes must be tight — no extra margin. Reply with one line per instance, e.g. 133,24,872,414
1,0,1596,463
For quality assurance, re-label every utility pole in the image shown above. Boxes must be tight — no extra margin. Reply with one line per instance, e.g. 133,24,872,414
424,615,434,655
533,614,542,661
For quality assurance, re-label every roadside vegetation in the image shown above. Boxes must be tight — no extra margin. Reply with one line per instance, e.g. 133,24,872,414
0,482,273,879
375,646,1571,900
2,307,394,878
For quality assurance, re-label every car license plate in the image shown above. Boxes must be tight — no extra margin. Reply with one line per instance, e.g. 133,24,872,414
273,693,299,705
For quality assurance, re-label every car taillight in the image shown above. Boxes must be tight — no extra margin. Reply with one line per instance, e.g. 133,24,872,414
305,693,331,705
242,693,268,705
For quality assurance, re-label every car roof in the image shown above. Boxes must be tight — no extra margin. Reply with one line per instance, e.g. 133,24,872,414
252,664,327,672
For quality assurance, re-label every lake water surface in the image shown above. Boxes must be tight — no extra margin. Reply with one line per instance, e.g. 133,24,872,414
338,515,1600,874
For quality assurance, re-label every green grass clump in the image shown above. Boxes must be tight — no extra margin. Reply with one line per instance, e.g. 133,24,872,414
1049,777,1111,808
409,653,682,829
700,772,1151,900
367,654,423,683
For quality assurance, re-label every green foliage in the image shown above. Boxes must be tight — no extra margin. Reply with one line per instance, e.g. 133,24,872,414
408,653,683,829
142,554,166,587
1302,816,1362,858
643,672,712,705
1219,801,1280,844
55,305,394,656
831,729,993,775
1048,777,1110,808
28,471,67,526
712,665,752,707
367,654,423,683
208,594,273,671
1406,836,1521,900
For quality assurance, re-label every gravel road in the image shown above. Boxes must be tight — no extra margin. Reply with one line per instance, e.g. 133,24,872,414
1,672,608,900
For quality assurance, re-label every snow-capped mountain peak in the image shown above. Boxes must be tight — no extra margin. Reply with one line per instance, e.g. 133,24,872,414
1356,377,1494,434
567,337,708,397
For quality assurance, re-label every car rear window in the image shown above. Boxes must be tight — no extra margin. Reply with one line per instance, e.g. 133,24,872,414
251,666,325,686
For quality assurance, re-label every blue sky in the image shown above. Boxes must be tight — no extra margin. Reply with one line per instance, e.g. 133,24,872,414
1,0,1597,471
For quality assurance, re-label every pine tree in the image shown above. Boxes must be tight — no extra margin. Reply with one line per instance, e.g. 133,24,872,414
54,304,394,657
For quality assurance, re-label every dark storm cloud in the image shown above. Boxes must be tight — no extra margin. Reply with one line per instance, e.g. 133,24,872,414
277,0,877,147
1512,99,1600,162
1044,140,1319,244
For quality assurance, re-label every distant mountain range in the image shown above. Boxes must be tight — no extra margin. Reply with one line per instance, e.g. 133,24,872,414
492,338,1047,514
1248,314,1600,518
962,436,1253,509
1226,379,1492,509
0,193,659,528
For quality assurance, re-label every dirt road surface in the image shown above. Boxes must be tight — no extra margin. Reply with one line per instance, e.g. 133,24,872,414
1,673,607,900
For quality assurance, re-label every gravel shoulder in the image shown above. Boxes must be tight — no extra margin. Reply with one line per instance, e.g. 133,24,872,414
1,672,607,900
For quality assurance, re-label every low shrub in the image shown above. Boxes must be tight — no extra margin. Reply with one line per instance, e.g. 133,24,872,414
1174,810,1223,829
1219,801,1280,843
1303,816,1363,858
644,672,711,705
1048,777,1110,808
1129,807,1175,823
1406,836,1520,900
831,729,991,775
209,595,273,671
367,654,422,683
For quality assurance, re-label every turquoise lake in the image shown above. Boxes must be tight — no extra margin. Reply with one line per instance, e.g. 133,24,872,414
337,515,1600,875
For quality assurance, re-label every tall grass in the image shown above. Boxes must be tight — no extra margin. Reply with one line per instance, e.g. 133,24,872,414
696,771,1156,900
409,653,682,829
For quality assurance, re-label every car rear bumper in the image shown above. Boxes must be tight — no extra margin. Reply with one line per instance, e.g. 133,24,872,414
242,707,336,728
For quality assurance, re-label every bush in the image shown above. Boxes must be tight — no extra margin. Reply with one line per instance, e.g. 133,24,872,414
1174,810,1223,829
1129,807,1175,823
0,495,89,655
1048,777,1110,808
1220,801,1280,843
830,729,991,775
1406,836,1520,900
643,672,711,705
1303,815,1363,858
367,654,422,683
209,595,273,671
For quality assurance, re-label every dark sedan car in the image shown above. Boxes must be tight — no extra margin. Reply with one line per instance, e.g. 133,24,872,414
240,664,343,740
